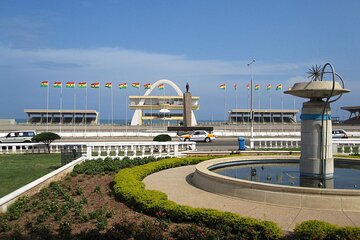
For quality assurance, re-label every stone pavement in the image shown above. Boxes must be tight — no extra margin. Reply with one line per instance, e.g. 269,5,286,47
143,165,360,231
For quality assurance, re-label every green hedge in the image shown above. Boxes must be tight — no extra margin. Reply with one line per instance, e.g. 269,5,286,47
113,157,283,240
72,156,161,175
293,220,360,240
153,134,172,142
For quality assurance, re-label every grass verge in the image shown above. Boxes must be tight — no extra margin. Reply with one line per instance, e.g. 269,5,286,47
0,154,61,197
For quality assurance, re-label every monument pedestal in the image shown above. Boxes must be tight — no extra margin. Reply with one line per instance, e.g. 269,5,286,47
183,92,192,127
300,100,333,179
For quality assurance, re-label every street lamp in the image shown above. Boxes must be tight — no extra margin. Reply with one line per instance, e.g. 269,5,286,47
247,59,255,138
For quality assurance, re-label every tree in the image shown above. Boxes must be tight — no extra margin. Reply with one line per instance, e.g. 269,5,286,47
32,132,61,153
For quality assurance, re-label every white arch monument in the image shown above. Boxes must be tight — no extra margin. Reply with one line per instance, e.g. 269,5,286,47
130,79,198,126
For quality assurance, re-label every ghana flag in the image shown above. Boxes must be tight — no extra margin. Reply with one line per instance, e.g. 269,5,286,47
276,84,282,90
219,83,226,90
131,82,140,88
53,82,62,88
105,82,112,88
91,82,100,88
267,84,271,90
255,84,259,90
144,83,151,89
66,82,75,88
246,83,250,90
40,81,49,87
158,84,165,90
78,82,87,88
119,83,127,89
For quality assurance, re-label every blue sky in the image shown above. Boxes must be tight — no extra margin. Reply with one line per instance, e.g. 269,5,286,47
1,0,360,121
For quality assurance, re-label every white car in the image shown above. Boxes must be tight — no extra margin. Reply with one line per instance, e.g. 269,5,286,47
0,130,37,143
332,129,348,139
179,130,215,143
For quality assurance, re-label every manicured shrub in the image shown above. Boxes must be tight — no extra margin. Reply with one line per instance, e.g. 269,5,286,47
293,220,360,240
153,134,172,142
31,132,61,153
72,156,161,175
113,157,283,239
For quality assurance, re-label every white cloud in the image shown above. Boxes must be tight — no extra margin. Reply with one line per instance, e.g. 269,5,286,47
0,46,308,77
0,46,334,119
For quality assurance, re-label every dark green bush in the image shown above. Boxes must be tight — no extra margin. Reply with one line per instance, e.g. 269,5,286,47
31,132,61,153
153,134,172,142
293,220,360,240
113,157,283,239
72,156,161,175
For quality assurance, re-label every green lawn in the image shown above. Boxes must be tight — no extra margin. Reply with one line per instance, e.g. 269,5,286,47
0,154,61,198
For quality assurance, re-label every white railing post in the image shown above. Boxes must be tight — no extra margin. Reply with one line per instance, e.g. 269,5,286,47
141,146,145,157
86,146,92,159
250,139,254,149
124,146,128,157
174,144,179,157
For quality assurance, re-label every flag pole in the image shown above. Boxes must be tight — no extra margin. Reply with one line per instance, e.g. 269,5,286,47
46,82,49,132
224,85,227,131
235,84,238,133
111,85,114,134
125,87,128,134
269,88,272,133
73,82,76,135
85,84,87,138
164,84,166,129
281,88,284,133
60,83,63,133
258,87,260,132
138,85,140,134
150,84,153,134
98,85,101,133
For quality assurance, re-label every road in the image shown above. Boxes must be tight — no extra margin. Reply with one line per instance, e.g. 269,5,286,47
195,138,239,151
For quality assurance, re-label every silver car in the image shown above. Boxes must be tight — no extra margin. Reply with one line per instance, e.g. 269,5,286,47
0,130,37,143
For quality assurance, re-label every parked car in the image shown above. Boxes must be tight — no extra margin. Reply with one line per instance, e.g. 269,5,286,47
179,130,215,143
332,129,348,139
0,130,37,143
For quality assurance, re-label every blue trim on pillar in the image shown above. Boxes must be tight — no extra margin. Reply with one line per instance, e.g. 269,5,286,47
300,114,332,121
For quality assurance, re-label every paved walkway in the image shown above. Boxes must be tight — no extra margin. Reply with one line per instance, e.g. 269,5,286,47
143,165,360,231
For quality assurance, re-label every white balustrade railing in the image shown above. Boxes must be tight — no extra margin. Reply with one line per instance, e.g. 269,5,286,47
249,138,301,149
0,141,196,158
249,138,360,154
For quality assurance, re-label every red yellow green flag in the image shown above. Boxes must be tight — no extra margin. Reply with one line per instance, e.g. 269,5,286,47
267,84,271,90
219,83,226,90
66,82,75,88
255,84,260,90
78,82,87,88
105,82,112,88
40,81,49,87
158,84,165,90
276,84,282,90
91,82,100,88
131,82,140,88
144,83,151,89
53,82,62,88
246,83,250,90
119,83,127,89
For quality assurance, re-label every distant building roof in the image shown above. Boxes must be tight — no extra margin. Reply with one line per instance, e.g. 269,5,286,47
24,109,98,114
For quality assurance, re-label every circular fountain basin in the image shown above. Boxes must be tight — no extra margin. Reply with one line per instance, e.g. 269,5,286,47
284,81,349,99
192,156,360,211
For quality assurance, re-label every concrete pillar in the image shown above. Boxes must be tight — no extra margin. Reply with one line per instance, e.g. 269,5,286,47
300,100,333,179
183,92,192,127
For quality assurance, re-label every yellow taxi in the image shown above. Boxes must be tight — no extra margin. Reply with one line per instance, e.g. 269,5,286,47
179,130,215,143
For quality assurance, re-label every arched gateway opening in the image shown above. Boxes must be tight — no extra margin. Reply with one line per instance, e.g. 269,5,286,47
129,79,199,126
